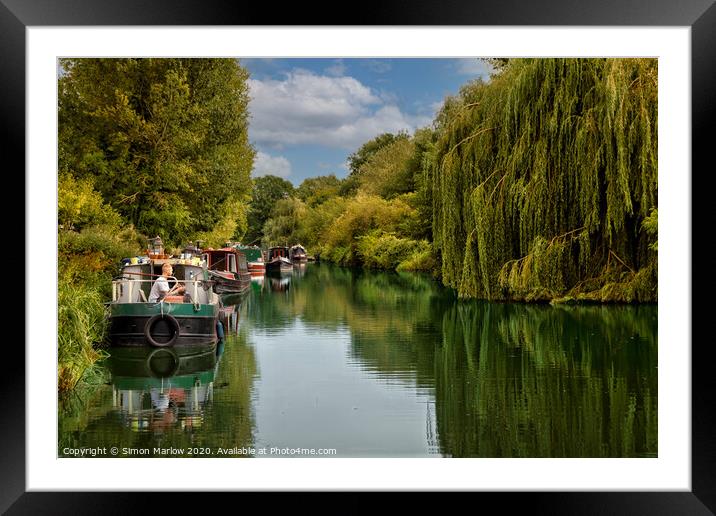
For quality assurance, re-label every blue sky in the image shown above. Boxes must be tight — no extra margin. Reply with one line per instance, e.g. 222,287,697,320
240,58,492,186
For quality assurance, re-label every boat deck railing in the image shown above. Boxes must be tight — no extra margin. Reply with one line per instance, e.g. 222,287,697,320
111,276,212,304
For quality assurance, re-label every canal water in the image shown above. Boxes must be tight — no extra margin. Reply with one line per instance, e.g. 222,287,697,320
58,263,657,458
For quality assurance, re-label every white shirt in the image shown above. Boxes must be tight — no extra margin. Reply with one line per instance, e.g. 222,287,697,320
148,276,170,303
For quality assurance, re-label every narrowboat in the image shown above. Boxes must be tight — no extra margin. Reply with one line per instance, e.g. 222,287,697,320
289,244,308,263
234,244,265,276
266,246,293,276
203,246,252,295
108,237,221,348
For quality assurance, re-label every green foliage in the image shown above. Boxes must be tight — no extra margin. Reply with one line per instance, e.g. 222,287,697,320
258,127,437,272
59,58,255,246
58,163,145,393
58,172,122,230
405,128,438,241
642,208,658,252
347,131,410,175
196,194,251,248
341,132,410,196
57,277,110,392
355,232,428,270
358,138,415,199
299,196,349,251
396,245,437,273
321,193,416,265
261,197,307,247
296,174,342,206
59,225,143,289
57,224,144,385
483,58,510,76
244,175,295,245
431,58,658,301
57,177,143,391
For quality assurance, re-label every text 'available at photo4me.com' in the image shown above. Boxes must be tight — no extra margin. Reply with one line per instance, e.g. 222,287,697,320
61,446,339,457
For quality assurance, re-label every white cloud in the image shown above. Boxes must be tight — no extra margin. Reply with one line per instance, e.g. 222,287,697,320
324,59,347,77
248,69,430,151
252,151,292,179
362,60,392,74
455,58,493,78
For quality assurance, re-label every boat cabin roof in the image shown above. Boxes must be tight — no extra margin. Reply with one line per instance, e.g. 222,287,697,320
203,247,248,272
204,247,239,255
236,246,263,262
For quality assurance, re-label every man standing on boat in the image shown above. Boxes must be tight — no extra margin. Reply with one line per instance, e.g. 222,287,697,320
148,263,185,303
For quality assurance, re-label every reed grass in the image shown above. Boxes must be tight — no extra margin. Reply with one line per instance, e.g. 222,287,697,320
57,278,110,392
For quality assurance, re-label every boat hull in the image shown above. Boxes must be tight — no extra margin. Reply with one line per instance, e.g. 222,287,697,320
211,271,251,294
108,343,218,380
289,245,307,262
265,259,293,276
109,302,219,348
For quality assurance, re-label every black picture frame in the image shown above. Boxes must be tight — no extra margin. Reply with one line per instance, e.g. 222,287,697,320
6,0,713,512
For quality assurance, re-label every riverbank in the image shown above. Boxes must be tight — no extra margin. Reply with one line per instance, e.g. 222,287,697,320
58,223,144,392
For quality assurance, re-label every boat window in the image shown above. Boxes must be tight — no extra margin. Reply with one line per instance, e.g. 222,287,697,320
228,254,236,273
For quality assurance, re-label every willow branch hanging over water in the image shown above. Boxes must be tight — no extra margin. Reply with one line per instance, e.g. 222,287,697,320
430,58,658,302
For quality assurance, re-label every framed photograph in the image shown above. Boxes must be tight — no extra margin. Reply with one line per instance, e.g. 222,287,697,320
9,0,713,512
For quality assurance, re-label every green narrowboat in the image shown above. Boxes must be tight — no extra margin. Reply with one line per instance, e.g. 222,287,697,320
234,244,266,276
108,237,221,348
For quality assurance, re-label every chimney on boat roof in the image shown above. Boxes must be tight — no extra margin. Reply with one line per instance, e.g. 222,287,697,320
148,236,164,254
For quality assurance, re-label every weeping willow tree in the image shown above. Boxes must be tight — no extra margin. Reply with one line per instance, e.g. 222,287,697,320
431,58,658,302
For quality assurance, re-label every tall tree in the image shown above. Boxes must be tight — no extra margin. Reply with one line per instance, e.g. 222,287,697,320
431,58,658,302
244,175,295,245
340,131,410,195
261,197,307,247
296,174,342,206
357,138,415,199
58,58,255,246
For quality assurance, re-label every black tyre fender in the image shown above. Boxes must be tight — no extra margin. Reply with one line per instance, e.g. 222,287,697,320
144,314,180,347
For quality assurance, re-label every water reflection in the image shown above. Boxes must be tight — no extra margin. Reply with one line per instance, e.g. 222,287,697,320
248,263,657,457
58,292,258,457
108,346,217,434
268,275,291,292
58,263,657,458
434,302,657,457
220,290,250,335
